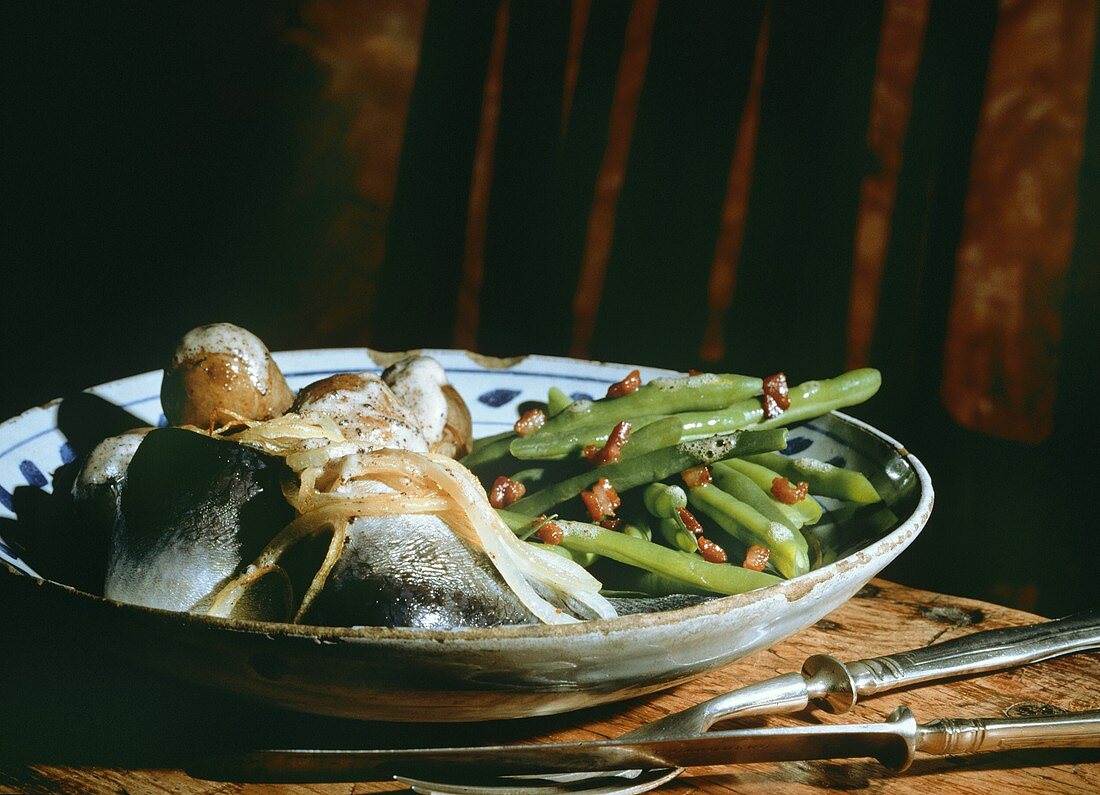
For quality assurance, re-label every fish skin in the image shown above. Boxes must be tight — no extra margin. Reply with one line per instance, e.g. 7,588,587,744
105,428,294,612
305,513,536,629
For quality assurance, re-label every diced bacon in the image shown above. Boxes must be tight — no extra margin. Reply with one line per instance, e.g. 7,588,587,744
581,477,621,521
770,476,809,504
697,536,728,563
743,545,770,571
489,475,526,508
536,520,564,545
761,372,791,419
680,465,712,488
677,507,705,536
584,421,632,466
606,369,642,398
514,408,547,436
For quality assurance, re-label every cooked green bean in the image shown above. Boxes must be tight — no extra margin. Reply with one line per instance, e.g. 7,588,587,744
547,387,573,416
507,428,788,518
657,515,697,552
508,462,585,492
461,434,515,469
756,368,881,429
746,452,881,504
642,483,695,551
709,464,800,531
716,458,822,525
509,369,882,462
687,484,810,578
642,482,687,518
621,416,684,459
676,368,882,440
621,520,652,542
508,415,668,461
594,565,715,597
549,519,781,595
509,373,761,459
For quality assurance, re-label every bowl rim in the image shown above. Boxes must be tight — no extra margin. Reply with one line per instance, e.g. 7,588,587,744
0,348,934,644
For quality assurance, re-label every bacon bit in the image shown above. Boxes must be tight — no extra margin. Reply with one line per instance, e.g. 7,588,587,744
681,465,712,488
514,408,547,436
489,476,526,508
676,507,705,536
761,372,791,419
770,476,809,504
606,369,642,398
536,521,564,545
743,545,770,571
599,517,622,530
687,368,704,376
583,421,632,465
697,536,728,563
581,477,621,521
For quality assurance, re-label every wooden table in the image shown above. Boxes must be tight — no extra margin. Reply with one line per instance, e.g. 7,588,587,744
1,579,1097,794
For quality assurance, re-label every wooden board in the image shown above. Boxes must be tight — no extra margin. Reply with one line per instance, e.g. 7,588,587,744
1,579,1097,794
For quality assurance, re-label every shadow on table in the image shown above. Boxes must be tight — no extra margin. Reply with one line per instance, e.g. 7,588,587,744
0,595,651,771
0,392,643,772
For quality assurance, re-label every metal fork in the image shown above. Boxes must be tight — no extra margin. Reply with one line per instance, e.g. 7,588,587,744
398,608,1100,795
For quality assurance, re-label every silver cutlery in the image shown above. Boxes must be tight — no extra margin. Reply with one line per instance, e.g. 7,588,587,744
195,608,1100,793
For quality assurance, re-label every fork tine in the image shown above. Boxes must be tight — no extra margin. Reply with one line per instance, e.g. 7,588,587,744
396,767,680,795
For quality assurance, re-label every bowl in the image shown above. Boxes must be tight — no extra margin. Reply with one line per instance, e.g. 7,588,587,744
0,349,932,721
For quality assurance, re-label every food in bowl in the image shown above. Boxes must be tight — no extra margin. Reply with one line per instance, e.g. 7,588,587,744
0,340,931,720
33,323,888,631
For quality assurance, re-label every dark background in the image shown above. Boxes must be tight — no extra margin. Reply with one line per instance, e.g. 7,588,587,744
2,1,1098,617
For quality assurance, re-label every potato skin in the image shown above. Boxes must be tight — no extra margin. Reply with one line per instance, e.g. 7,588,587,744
162,350,294,427
435,384,473,458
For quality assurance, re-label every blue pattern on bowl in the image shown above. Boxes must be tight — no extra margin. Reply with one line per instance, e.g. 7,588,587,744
477,388,522,407
781,436,813,455
19,460,47,488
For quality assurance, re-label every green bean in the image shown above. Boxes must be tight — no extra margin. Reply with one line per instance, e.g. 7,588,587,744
508,415,668,461
541,541,597,568
509,373,761,459
746,452,881,504
687,484,810,578
621,416,683,459
756,368,882,429
657,516,697,552
617,503,654,542
642,482,687,518
507,428,788,518
461,434,515,469
547,387,573,416
497,508,537,536
470,429,515,451
469,368,879,468
676,368,883,440
621,521,652,542
717,458,822,525
594,564,715,597
709,464,799,531
508,460,587,492
641,484,695,551
551,520,781,595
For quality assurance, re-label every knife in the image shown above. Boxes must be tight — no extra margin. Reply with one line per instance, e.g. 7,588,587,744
194,706,1100,783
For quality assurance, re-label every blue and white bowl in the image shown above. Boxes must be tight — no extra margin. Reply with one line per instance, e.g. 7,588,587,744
0,349,932,721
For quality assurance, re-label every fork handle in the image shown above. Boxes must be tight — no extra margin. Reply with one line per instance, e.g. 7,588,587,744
916,708,1100,757
802,608,1100,713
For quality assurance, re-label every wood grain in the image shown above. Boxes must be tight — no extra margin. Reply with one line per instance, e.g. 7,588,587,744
1,579,1096,794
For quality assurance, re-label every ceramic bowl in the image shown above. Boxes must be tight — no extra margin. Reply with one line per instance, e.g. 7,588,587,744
0,349,932,721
